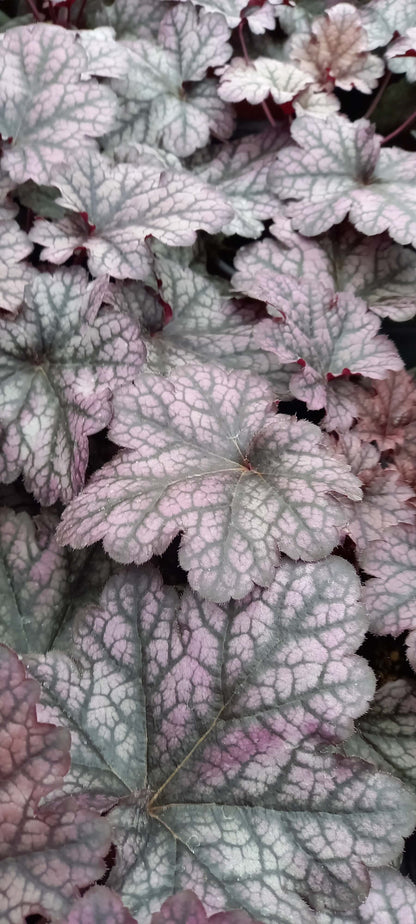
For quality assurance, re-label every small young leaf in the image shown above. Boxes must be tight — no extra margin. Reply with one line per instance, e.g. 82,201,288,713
151,890,259,923
0,24,118,184
57,363,361,601
29,150,233,279
64,886,137,924
218,55,311,105
0,644,111,924
0,267,145,504
353,371,416,449
271,115,416,247
386,28,416,82
289,3,383,94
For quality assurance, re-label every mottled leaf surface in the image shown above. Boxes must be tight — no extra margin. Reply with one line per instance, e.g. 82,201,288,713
0,644,110,924
317,868,416,923
27,561,412,922
151,890,260,923
354,371,416,449
271,115,416,247
233,228,416,322
161,0,280,30
57,363,361,601
0,218,33,312
30,150,233,279
344,679,416,793
0,267,145,504
191,129,289,238
91,0,166,40
0,24,117,183
112,259,291,394
360,525,416,635
362,0,416,48
253,277,402,409
64,887,137,924
218,55,311,105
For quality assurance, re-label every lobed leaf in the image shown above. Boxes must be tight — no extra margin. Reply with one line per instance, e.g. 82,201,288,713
151,890,260,923
289,3,383,94
0,267,145,504
270,115,416,248
90,0,167,40
0,218,33,312
0,24,118,184
27,560,413,922
317,868,416,923
0,644,111,923
29,150,233,279
353,370,416,449
57,362,361,601
218,55,311,105
361,0,416,48
64,886,137,924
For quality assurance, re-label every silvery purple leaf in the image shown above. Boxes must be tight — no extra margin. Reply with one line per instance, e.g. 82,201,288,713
0,218,33,312
110,3,233,157
218,55,311,105
57,363,361,601
271,115,416,248
27,560,413,922
63,887,137,924
0,24,118,184
253,278,402,410
190,129,289,238
334,433,415,552
29,150,233,279
161,0,279,30
112,258,291,395
0,267,145,504
317,868,416,923
344,679,416,794
360,525,416,636
353,371,416,449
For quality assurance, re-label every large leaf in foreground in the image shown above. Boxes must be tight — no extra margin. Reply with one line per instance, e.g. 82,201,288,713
271,115,416,247
0,267,145,504
0,645,110,923
57,363,361,601
26,561,413,922
0,23,117,183
30,150,233,279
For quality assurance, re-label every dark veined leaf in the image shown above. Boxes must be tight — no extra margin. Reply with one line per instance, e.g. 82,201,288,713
57,363,361,601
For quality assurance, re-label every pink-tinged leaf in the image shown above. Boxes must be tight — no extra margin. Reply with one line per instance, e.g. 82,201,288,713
386,28,416,82
112,259,292,395
360,525,416,635
152,890,260,923
0,644,111,924
333,433,415,551
271,115,416,247
0,218,33,312
28,561,413,921
64,886,137,924
0,267,145,504
78,26,130,79
253,277,402,410
317,868,416,923
29,150,233,279
407,628,416,672
218,55,311,105
345,679,416,794
353,371,416,449
233,228,416,323
395,418,416,491
293,84,340,119
191,129,289,239
57,363,361,601
289,3,384,94
362,0,416,48
0,24,118,184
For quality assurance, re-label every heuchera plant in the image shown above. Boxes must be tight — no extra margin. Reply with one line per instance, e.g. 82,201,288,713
2,0,416,921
